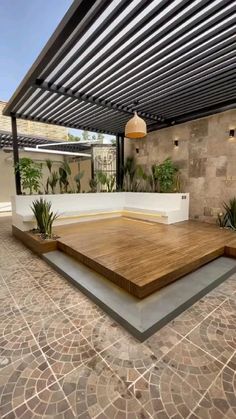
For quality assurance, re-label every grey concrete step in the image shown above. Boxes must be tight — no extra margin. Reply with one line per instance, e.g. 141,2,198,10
43,251,236,341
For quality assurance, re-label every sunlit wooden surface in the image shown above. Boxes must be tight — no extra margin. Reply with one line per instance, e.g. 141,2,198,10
54,218,236,298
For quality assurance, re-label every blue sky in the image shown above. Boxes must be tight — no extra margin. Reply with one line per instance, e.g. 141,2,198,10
0,0,114,142
0,0,72,101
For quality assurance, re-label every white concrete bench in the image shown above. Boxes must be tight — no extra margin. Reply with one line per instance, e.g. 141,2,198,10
12,192,189,231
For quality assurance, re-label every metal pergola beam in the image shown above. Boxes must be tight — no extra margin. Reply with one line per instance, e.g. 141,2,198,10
11,117,21,195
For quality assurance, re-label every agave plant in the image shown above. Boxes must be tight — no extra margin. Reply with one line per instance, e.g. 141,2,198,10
31,198,45,233
31,198,58,238
221,198,236,230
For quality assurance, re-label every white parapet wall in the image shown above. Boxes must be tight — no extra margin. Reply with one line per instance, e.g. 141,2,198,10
12,192,189,231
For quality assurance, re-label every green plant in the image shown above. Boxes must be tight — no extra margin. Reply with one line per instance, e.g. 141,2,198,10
106,175,116,192
45,159,52,173
149,164,159,192
96,171,115,192
96,171,107,188
48,171,59,194
74,170,84,193
135,165,148,191
173,171,182,193
123,157,136,191
218,198,236,230
59,161,71,193
154,158,178,193
15,158,42,195
89,177,98,192
31,198,58,238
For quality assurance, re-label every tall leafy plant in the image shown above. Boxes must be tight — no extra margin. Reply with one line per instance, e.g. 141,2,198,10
31,198,58,238
123,157,136,191
48,171,59,194
96,171,115,192
149,164,159,192
74,169,84,193
89,177,98,192
44,159,59,194
154,158,178,192
135,165,148,192
59,161,71,193
15,158,42,195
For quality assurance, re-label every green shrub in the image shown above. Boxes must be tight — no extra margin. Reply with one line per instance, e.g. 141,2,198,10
154,158,178,193
15,158,42,195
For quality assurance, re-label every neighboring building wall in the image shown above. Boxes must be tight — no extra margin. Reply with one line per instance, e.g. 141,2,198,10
125,109,236,222
0,149,64,201
0,100,69,202
70,159,91,192
0,101,68,141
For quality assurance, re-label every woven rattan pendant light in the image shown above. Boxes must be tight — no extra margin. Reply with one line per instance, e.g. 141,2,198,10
125,111,147,139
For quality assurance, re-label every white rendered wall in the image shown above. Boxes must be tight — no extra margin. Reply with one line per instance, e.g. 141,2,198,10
12,192,189,231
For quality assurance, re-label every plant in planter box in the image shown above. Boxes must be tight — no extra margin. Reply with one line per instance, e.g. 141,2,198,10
48,171,59,194
15,158,42,195
154,158,178,193
135,165,148,192
96,171,115,192
31,198,58,239
74,163,85,193
44,159,59,194
123,157,136,191
217,198,236,230
89,177,98,192
59,161,71,193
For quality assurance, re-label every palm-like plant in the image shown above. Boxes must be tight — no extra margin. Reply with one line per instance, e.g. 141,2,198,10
89,177,98,192
74,170,84,193
48,171,59,194
59,161,71,193
96,171,107,191
135,165,148,192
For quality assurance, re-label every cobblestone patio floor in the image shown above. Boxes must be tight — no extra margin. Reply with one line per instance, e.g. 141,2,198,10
0,217,236,418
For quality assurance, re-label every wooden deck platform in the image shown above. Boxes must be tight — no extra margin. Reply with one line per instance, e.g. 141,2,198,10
54,218,236,298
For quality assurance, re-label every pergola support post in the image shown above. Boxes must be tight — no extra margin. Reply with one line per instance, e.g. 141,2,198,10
11,116,21,195
116,134,124,191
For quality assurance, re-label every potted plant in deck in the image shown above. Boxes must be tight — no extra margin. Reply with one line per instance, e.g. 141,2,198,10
31,198,59,239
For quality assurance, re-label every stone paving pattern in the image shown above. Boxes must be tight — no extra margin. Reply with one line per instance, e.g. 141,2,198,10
0,217,236,418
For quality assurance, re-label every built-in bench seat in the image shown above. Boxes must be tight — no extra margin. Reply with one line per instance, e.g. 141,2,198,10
12,192,189,231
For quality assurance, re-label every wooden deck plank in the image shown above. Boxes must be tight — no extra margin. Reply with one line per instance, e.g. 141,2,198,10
54,218,236,298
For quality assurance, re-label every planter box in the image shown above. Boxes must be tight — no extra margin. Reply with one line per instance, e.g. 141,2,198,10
12,225,57,254
11,192,189,231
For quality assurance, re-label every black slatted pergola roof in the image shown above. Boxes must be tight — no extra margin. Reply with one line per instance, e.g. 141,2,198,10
0,130,59,149
3,0,236,135
0,130,91,153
